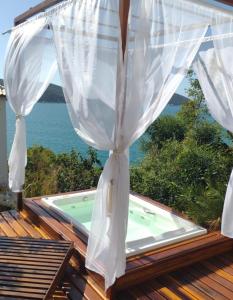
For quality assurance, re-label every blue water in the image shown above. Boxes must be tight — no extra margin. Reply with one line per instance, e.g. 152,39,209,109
6,103,180,164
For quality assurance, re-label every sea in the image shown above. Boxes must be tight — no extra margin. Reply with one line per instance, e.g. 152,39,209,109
6,103,180,165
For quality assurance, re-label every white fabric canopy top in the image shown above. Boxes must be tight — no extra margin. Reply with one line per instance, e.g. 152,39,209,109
4,0,233,290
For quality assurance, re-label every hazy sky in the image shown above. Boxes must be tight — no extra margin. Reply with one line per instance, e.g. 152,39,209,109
0,0,233,95
0,1,42,76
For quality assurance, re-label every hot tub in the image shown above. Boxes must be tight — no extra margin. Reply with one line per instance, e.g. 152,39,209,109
42,190,207,256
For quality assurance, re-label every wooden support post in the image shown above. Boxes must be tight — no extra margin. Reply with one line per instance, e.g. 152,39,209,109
119,0,130,60
104,2,130,300
17,192,23,211
0,90,8,190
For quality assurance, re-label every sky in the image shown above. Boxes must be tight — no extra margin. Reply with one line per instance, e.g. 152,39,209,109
0,1,42,75
0,0,233,96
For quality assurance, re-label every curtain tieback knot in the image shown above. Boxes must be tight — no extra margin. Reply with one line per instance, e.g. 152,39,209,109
16,114,24,120
112,149,124,156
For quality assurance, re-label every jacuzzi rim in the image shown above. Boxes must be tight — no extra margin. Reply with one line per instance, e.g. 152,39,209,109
41,190,207,257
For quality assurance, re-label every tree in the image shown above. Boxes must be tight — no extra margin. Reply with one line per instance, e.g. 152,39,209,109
24,146,102,197
25,146,57,197
56,148,102,192
131,70,233,229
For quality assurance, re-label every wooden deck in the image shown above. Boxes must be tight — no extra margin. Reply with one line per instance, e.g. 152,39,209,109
117,251,233,299
1,199,233,299
23,194,233,296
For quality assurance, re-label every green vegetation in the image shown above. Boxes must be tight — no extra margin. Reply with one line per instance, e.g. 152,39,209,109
131,70,233,229
25,146,102,197
24,70,233,230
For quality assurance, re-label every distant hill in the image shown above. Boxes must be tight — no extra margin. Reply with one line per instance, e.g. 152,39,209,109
0,79,188,105
169,93,188,105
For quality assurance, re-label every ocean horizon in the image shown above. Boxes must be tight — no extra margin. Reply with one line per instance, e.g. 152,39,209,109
6,102,180,165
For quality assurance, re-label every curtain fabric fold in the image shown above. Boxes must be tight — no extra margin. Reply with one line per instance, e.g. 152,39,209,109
4,19,57,192
51,0,129,288
193,16,233,238
4,0,233,291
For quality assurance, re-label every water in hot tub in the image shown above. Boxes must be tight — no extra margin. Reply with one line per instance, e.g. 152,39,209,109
56,194,190,242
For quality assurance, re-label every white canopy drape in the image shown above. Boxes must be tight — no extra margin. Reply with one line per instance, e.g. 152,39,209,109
4,0,233,290
4,18,57,192
51,0,212,288
193,16,233,238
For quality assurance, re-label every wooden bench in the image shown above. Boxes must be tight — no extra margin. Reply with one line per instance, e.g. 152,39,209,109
0,236,73,300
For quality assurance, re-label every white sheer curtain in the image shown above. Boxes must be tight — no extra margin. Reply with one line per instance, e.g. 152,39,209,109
51,0,210,289
51,0,125,289
4,19,57,192
193,16,233,238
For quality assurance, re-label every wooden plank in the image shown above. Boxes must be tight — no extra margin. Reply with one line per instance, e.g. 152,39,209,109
0,285,47,295
0,239,70,249
0,211,29,236
158,275,200,300
201,260,233,284
0,248,67,256
0,235,71,245
0,268,56,276
0,262,58,271
0,257,61,267
127,232,227,268
168,271,213,300
0,297,33,300
148,279,182,300
0,271,54,280
173,269,226,300
0,213,17,237
0,290,45,299
11,210,42,238
0,279,50,289
208,257,233,276
0,223,6,236
0,252,65,261
0,275,51,284
187,266,233,299
193,263,233,293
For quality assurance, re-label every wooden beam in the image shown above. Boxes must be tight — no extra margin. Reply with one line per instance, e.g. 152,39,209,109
119,0,130,59
216,0,233,6
13,0,233,28
14,0,64,26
